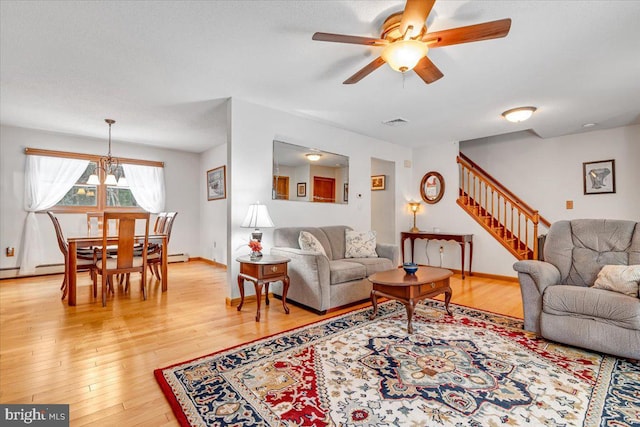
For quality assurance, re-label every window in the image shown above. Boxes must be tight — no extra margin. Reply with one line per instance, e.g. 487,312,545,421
105,165,138,208
57,162,99,207
25,148,163,213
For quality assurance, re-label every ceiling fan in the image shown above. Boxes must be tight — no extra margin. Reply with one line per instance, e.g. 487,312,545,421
312,0,511,84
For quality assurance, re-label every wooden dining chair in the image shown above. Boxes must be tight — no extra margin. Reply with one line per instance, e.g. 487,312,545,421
47,211,97,299
148,212,178,280
94,212,150,307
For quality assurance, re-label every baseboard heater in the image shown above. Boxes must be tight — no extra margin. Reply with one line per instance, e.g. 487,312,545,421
0,253,189,280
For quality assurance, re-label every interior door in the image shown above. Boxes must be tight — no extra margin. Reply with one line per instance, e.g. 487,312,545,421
273,176,289,200
313,177,335,203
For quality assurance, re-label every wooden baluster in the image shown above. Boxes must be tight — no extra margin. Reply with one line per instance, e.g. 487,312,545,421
524,217,529,257
533,211,540,260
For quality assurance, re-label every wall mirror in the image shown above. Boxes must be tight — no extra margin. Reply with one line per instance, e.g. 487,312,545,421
273,140,349,204
420,171,445,204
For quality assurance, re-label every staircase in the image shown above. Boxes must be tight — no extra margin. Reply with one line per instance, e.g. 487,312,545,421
457,153,551,260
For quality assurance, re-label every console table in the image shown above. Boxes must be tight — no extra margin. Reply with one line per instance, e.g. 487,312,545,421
401,231,473,279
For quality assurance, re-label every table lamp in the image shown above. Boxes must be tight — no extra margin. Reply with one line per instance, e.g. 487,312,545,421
241,202,274,257
408,201,421,233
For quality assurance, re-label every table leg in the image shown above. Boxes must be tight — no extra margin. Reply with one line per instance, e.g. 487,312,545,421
264,282,270,306
401,236,406,264
468,241,473,277
460,242,466,279
281,275,290,314
236,276,245,311
405,300,416,334
410,238,416,263
254,281,263,322
444,287,453,315
68,241,77,306
161,235,168,292
369,290,379,320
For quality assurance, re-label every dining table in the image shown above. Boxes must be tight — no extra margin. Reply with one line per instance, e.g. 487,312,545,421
66,233,168,306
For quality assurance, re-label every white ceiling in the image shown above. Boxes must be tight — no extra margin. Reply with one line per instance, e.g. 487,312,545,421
2,1,639,153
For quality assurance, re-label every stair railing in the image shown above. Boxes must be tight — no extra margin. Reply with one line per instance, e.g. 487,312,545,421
457,153,551,260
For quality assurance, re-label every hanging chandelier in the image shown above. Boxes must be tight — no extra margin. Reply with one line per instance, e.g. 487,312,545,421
87,119,122,186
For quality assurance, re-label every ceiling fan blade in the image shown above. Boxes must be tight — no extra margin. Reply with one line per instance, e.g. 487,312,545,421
312,32,388,46
423,18,512,48
343,57,386,84
413,56,443,84
400,0,436,38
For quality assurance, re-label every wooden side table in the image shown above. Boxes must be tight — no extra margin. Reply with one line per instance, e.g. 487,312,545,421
236,254,291,321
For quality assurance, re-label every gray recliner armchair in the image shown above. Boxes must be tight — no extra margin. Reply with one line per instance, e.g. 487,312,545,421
513,219,639,359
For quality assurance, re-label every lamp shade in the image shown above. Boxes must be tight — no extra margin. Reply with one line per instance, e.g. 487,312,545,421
87,174,100,185
381,40,428,72
104,174,118,186
241,202,274,229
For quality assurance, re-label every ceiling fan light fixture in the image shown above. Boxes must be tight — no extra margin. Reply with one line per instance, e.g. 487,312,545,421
502,106,537,123
306,153,322,162
381,39,428,73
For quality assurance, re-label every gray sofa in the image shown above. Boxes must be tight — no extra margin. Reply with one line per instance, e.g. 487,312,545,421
513,219,639,359
270,226,398,314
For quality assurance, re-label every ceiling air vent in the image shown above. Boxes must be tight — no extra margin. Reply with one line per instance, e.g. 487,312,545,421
382,118,409,127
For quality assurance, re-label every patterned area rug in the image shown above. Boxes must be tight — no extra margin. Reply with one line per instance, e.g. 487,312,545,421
155,301,640,426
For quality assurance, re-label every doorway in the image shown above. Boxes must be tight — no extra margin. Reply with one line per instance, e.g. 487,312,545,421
371,158,396,244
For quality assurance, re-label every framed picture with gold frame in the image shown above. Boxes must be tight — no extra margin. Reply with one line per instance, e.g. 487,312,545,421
371,175,385,191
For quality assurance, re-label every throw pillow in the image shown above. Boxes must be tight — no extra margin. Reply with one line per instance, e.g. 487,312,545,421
345,230,378,258
298,231,326,256
592,265,640,297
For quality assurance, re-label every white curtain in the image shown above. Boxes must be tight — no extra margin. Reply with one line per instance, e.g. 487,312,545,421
19,155,89,274
122,164,165,213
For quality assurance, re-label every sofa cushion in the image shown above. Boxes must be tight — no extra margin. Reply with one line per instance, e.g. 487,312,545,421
320,225,351,260
329,260,366,285
345,230,378,258
592,265,640,297
345,257,393,276
273,227,333,259
298,231,327,256
543,285,640,330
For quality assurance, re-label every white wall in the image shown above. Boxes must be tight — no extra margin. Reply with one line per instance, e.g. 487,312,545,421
228,98,413,298
0,125,201,271
199,143,228,265
460,124,640,221
410,124,640,278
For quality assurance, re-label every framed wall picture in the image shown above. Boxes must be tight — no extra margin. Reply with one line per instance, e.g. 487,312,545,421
371,175,385,191
583,159,615,195
207,165,226,200
343,183,349,202
297,182,306,197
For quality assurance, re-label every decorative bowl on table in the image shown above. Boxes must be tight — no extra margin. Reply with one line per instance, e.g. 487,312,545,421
403,262,418,275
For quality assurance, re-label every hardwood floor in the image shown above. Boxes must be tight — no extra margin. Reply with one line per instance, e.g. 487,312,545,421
0,261,523,426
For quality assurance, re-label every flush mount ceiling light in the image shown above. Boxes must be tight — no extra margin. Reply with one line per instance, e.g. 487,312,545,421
502,106,537,123
306,153,322,162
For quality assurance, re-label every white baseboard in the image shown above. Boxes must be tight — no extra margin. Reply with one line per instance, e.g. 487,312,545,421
0,253,189,280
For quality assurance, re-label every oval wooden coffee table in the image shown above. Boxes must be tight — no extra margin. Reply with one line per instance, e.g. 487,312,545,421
368,266,453,333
